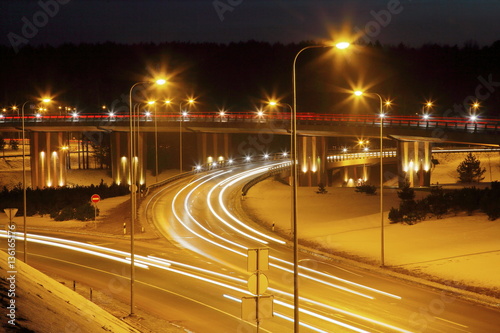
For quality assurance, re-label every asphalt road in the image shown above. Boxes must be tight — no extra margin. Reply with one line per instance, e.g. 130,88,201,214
2,162,499,332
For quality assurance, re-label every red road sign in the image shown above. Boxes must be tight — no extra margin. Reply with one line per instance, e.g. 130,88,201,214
91,194,101,203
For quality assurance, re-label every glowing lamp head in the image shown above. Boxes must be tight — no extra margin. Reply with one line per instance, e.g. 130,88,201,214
42,98,51,103
155,79,166,85
354,91,363,96
148,101,155,105
269,101,278,106
335,42,350,49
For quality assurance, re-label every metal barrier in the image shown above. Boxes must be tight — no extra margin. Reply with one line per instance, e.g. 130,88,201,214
144,153,289,196
241,162,291,196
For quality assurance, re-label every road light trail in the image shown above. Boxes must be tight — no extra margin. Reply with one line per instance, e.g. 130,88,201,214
172,166,386,300
0,231,149,269
272,256,402,300
200,164,403,300
223,294,330,333
212,164,287,245
1,229,414,332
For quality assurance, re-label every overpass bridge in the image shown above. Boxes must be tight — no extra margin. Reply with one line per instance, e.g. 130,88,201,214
1,112,499,188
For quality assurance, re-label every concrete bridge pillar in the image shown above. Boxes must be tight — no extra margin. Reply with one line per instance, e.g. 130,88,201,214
395,140,432,187
341,165,370,187
30,132,68,188
197,133,230,165
110,132,146,187
297,136,327,187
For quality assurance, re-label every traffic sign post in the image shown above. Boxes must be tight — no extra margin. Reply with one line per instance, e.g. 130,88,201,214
3,208,18,231
90,194,100,227
242,248,273,332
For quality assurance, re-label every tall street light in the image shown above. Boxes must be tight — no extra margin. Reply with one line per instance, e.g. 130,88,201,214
179,98,194,173
148,100,159,183
292,41,349,332
128,78,165,316
20,97,51,263
268,99,293,231
354,90,391,267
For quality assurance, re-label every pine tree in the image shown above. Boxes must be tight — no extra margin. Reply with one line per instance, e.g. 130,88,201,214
456,153,486,183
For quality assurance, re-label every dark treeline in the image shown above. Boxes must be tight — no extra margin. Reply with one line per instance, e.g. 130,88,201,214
1,40,500,117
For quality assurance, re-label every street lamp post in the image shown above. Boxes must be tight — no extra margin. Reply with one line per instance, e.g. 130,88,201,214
179,99,194,173
128,79,165,316
354,91,389,267
148,101,159,183
20,98,51,263
292,42,349,331
268,100,293,231
20,101,29,263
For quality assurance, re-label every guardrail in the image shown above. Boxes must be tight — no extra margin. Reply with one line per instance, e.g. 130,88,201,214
241,162,291,196
144,153,289,196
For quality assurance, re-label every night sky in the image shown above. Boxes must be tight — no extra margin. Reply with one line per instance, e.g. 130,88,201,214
2,0,500,48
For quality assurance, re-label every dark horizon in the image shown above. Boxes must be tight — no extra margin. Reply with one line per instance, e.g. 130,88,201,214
2,0,500,50
1,40,500,118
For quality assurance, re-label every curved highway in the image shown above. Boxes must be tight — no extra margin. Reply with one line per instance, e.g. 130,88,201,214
2,162,499,332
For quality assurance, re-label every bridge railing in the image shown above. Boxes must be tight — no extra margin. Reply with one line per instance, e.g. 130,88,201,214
1,112,499,133
326,149,397,162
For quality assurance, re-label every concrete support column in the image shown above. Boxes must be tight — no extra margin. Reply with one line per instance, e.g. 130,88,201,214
29,132,68,188
297,136,327,186
396,140,432,187
340,165,371,187
110,132,146,187
197,133,230,165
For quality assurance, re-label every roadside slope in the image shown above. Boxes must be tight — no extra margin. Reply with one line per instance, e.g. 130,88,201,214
0,250,140,332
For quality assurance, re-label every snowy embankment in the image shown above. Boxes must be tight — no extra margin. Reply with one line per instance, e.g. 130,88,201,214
0,250,141,332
